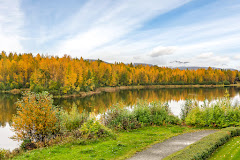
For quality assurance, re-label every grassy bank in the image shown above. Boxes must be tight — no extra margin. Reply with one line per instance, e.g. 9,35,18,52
4,91,240,159
3,92,184,159
12,126,200,160
209,136,240,160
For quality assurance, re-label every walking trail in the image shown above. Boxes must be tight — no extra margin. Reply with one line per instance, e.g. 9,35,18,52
128,130,217,160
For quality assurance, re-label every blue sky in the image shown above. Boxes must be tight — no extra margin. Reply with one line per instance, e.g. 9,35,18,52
0,0,240,69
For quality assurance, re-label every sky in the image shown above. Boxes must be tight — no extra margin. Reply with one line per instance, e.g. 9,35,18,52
0,0,240,69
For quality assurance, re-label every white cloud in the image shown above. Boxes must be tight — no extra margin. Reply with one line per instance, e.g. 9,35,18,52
149,46,176,57
56,0,191,57
196,52,214,59
175,53,232,68
81,11,240,66
0,0,24,52
0,0,239,69
234,55,240,60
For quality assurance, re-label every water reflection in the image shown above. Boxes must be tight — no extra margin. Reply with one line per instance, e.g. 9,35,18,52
0,94,20,127
0,87,240,150
54,87,240,116
0,123,21,150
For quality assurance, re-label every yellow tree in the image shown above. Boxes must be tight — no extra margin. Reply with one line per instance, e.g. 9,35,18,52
12,92,59,142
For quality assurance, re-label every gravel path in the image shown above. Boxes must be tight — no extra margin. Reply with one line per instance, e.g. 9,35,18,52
128,130,217,160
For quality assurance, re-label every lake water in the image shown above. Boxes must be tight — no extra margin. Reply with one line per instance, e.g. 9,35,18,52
1,87,240,150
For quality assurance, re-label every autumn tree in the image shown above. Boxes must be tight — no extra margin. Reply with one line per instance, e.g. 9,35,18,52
12,91,60,142
0,51,239,94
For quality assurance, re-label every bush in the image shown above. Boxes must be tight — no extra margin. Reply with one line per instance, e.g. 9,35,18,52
223,80,230,85
76,119,116,140
12,91,60,143
0,149,9,159
134,101,180,126
184,95,240,128
164,127,240,160
102,101,180,131
59,103,88,132
20,139,37,151
180,99,195,121
102,106,141,131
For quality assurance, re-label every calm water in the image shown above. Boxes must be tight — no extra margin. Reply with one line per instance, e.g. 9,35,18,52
1,87,240,150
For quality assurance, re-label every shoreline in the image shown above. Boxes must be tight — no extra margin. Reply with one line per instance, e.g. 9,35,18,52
1,84,239,98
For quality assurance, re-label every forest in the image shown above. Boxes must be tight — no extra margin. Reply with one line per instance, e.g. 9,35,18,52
0,51,239,95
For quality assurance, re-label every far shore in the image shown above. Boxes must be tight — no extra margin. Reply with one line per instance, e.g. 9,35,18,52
1,83,240,98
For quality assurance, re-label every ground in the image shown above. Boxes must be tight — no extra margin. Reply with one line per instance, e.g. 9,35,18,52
13,126,198,160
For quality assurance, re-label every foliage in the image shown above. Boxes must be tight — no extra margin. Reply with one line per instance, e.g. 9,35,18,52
0,51,239,94
101,106,141,131
59,103,88,132
11,91,60,143
164,127,240,160
180,99,195,121
75,119,116,140
102,101,180,131
133,101,180,126
20,139,37,151
184,92,240,128
0,148,9,160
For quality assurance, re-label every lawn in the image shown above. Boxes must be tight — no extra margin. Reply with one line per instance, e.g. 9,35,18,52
13,126,198,160
209,136,240,160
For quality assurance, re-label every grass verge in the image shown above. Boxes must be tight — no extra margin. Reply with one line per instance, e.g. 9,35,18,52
209,136,240,160
12,125,199,160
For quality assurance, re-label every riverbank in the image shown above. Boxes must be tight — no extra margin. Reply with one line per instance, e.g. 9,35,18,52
1,84,239,98
3,91,240,159
11,126,202,160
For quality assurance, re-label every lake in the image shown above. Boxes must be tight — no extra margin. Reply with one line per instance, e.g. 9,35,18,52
0,87,240,150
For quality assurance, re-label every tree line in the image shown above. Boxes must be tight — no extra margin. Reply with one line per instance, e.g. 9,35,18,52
0,51,239,94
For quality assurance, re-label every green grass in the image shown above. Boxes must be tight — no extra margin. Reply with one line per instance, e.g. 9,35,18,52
209,136,240,160
13,126,199,160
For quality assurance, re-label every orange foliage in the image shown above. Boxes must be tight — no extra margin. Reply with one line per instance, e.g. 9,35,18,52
11,92,59,142
0,51,239,94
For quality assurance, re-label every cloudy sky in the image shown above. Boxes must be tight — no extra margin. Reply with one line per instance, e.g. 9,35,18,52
0,0,240,69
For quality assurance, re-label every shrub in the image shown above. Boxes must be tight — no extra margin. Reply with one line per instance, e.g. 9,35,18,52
134,101,180,126
76,119,116,140
164,127,240,160
223,80,230,85
184,94,240,128
59,103,88,132
0,149,9,160
180,99,195,121
101,106,141,131
102,101,180,131
185,105,205,127
133,101,151,124
20,139,37,151
11,91,60,143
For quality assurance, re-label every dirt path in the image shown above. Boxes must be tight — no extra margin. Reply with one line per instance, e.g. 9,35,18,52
128,130,217,160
